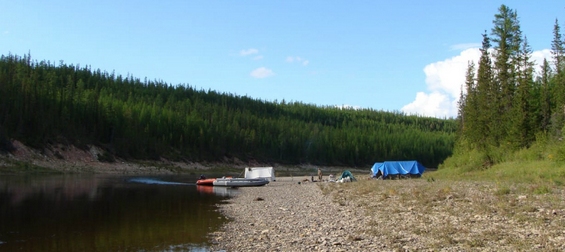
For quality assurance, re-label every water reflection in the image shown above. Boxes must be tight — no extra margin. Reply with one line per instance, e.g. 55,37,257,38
0,174,232,251
196,185,240,197
128,177,194,186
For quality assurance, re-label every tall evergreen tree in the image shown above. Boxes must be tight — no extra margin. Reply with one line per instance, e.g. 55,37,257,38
539,59,553,133
512,36,535,147
474,33,496,150
551,19,565,129
490,4,523,148
459,62,476,142
551,19,564,75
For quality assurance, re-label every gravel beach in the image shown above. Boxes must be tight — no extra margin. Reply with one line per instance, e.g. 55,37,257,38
210,177,389,252
210,177,565,252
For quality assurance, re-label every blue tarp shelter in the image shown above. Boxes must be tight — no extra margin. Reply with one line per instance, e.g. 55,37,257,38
371,161,426,179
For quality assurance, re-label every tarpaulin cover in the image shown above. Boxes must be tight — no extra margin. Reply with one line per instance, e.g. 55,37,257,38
371,161,425,178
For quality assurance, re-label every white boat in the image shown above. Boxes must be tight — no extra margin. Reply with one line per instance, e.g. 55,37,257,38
212,177,269,187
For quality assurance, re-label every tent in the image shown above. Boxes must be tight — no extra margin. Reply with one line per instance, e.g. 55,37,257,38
338,170,357,182
371,161,426,179
244,167,276,181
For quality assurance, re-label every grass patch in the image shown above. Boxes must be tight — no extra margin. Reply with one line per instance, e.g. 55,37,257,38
322,161,565,250
319,141,565,249
434,159,565,191
530,184,552,194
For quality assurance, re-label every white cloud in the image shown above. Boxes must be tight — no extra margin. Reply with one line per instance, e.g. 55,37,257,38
532,49,552,73
250,67,274,78
402,47,553,118
402,91,457,118
423,48,481,98
240,48,259,56
252,55,263,60
402,48,480,118
286,56,309,66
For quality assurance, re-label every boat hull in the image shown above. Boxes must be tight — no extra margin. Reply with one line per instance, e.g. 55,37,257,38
213,178,269,187
196,178,216,186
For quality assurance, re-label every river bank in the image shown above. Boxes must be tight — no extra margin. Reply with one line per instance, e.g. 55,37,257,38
209,177,376,251
209,177,565,251
3,141,565,251
0,140,364,176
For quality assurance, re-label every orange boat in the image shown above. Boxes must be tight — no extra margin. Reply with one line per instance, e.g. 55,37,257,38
196,178,216,186
196,176,232,186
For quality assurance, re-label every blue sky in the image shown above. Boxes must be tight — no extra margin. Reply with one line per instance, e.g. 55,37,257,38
2,1,564,118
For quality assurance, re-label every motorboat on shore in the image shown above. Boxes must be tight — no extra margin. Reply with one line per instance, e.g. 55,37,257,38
196,174,235,186
196,178,216,186
212,177,269,187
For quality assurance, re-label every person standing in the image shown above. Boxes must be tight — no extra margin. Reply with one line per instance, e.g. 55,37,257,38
318,168,323,181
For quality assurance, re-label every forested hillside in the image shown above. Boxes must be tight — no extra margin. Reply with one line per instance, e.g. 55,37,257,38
0,53,456,168
453,5,565,168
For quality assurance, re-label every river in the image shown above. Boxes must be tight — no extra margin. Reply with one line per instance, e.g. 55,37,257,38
0,174,238,251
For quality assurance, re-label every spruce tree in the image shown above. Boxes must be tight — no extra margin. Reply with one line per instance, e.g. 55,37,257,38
513,36,535,147
459,62,477,143
475,33,495,150
539,59,552,132
551,19,564,75
551,19,565,131
491,4,522,147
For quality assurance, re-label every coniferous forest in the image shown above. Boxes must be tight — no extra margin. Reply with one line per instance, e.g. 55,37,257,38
0,52,456,168
456,5,565,167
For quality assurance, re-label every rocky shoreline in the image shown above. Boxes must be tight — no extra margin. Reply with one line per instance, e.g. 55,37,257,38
210,177,565,252
210,177,381,252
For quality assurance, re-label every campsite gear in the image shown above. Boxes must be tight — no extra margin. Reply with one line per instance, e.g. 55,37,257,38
244,167,276,181
370,160,426,179
338,170,356,182
213,177,269,187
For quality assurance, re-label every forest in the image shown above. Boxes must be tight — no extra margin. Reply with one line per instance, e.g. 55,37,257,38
455,5,565,167
0,53,456,168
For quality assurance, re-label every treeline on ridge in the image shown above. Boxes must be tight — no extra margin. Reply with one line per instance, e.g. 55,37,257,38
0,53,456,168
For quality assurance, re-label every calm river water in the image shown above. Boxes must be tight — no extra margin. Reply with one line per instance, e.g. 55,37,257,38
0,174,239,251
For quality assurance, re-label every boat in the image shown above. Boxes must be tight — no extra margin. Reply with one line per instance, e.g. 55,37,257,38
196,178,216,186
212,177,269,187
196,175,233,186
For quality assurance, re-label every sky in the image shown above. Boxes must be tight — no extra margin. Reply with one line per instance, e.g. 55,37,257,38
1,1,564,118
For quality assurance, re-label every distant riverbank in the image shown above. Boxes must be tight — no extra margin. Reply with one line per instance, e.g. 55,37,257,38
0,140,368,176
